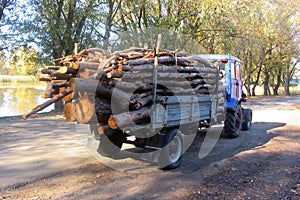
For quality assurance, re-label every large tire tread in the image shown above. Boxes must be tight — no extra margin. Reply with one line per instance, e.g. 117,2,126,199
222,107,241,138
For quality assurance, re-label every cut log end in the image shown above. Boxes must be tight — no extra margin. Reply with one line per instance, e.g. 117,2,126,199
64,102,75,122
73,95,97,124
108,116,119,129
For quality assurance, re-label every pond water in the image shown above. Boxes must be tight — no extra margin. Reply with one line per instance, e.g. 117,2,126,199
0,86,54,117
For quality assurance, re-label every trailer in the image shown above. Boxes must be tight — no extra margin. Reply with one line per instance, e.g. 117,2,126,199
91,54,252,170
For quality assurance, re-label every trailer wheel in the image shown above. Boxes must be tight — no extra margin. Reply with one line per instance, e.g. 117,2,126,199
97,129,124,158
222,105,242,138
158,128,183,170
242,109,252,131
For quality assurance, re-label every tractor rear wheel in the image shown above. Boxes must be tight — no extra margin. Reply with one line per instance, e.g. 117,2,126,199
222,105,242,138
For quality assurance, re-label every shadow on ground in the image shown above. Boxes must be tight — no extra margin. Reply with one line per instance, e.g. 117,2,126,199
80,121,286,174
180,122,286,173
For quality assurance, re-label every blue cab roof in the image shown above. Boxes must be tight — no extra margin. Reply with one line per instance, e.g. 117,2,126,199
199,54,241,63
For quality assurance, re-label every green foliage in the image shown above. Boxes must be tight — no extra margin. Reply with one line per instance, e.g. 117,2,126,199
27,0,110,60
8,44,42,75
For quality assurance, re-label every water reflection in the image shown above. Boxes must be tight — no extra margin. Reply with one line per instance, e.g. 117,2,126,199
0,86,54,117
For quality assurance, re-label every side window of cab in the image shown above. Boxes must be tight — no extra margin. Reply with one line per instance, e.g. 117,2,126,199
230,61,236,79
236,62,242,81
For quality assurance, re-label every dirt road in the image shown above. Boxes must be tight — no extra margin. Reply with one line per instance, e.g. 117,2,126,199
0,96,299,200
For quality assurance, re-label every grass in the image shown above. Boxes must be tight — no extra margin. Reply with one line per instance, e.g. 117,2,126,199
248,85,300,97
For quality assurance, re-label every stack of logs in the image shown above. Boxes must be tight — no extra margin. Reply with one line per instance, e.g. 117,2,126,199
24,47,226,130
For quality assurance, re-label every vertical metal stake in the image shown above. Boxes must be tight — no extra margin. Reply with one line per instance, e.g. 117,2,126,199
152,34,162,128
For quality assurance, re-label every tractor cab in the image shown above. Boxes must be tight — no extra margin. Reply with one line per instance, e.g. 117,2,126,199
200,54,252,137
199,54,243,110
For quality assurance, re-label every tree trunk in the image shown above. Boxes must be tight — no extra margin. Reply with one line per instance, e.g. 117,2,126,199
273,71,282,96
285,80,291,96
251,63,263,96
263,73,270,96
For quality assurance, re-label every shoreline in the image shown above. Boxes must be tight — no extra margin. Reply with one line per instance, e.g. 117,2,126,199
0,110,64,121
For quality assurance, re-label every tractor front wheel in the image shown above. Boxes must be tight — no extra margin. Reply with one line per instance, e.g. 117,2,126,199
222,105,242,138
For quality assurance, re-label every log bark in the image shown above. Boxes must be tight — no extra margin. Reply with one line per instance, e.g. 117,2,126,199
132,94,153,110
41,68,57,74
95,97,112,123
52,82,70,88
78,68,96,78
78,62,101,70
64,102,75,122
51,71,73,80
108,106,150,129
70,78,131,108
45,66,61,70
38,77,52,82
109,71,218,81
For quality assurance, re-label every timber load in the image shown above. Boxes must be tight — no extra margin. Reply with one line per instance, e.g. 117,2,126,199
24,47,226,130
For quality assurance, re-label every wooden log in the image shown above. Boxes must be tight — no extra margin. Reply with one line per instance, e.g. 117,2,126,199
71,62,79,69
124,56,182,66
73,95,98,124
108,106,150,129
22,89,73,119
41,82,53,98
110,80,154,95
70,78,131,109
45,66,61,70
78,62,101,70
97,124,111,135
64,102,75,122
38,77,52,82
61,87,73,102
51,71,73,80
57,66,78,74
41,68,57,74
86,57,101,63
109,71,218,81
94,55,118,80
52,82,70,88
123,55,214,67
132,94,153,110
120,64,214,74
78,68,96,78
95,97,112,123
129,91,151,104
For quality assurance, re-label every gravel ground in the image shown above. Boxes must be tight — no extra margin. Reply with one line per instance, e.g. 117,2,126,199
0,96,299,200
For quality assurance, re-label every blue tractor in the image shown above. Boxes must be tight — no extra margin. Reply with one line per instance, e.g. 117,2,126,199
200,54,253,138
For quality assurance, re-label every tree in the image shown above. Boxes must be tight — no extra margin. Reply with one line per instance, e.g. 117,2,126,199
0,0,18,51
8,44,42,75
24,0,125,62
